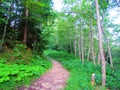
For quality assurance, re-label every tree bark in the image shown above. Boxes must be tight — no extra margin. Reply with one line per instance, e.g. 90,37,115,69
90,19,96,64
0,3,11,51
87,47,90,61
74,32,77,57
101,11,113,68
98,51,101,64
78,38,81,59
101,27,113,68
95,0,106,86
70,37,72,54
23,8,29,45
107,40,113,68
80,19,84,63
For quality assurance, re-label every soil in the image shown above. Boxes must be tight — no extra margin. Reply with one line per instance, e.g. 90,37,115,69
19,60,69,90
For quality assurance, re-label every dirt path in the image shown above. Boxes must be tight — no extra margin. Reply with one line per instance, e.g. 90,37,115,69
22,60,69,90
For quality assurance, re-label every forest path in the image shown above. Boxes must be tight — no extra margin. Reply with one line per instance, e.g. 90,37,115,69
23,60,69,90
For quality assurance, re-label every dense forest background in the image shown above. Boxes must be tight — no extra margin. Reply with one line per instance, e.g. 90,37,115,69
0,0,55,52
0,0,120,90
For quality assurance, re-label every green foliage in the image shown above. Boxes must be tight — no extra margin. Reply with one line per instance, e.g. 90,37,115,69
1,44,32,64
0,0,53,53
109,46,120,90
0,58,51,90
45,50,120,90
0,45,52,90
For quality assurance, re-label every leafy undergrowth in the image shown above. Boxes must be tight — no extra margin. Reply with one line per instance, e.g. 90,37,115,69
0,44,52,90
45,50,120,90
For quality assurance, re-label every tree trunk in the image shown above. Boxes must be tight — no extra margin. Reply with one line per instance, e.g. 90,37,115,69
95,0,106,86
80,20,84,63
70,37,72,54
87,47,90,61
23,8,29,44
98,52,101,64
74,34,77,57
107,40,113,68
101,27,113,68
90,19,96,64
78,38,81,59
101,11,113,68
0,3,11,51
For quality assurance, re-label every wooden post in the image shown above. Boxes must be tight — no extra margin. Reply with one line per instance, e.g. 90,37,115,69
91,73,95,86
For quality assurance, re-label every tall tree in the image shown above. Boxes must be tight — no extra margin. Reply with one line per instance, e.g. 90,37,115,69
101,11,113,68
0,1,11,51
23,8,28,44
80,19,84,63
95,0,106,86
90,18,96,64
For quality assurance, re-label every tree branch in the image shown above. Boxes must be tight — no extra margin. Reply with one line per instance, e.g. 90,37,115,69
115,0,120,7
63,11,96,21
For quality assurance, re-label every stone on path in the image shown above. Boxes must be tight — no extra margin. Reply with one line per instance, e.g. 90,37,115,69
21,60,69,90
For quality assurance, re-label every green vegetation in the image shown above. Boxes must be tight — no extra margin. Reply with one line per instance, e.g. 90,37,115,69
0,0,120,89
0,44,52,90
0,0,53,88
45,50,120,90
0,0,54,53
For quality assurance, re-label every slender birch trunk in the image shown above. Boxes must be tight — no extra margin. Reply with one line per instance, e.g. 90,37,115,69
107,40,113,68
95,0,106,86
101,11,113,68
101,27,113,68
87,47,90,61
98,52,101,64
80,20,84,63
90,19,96,64
78,38,81,59
74,32,77,57
70,37,72,54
